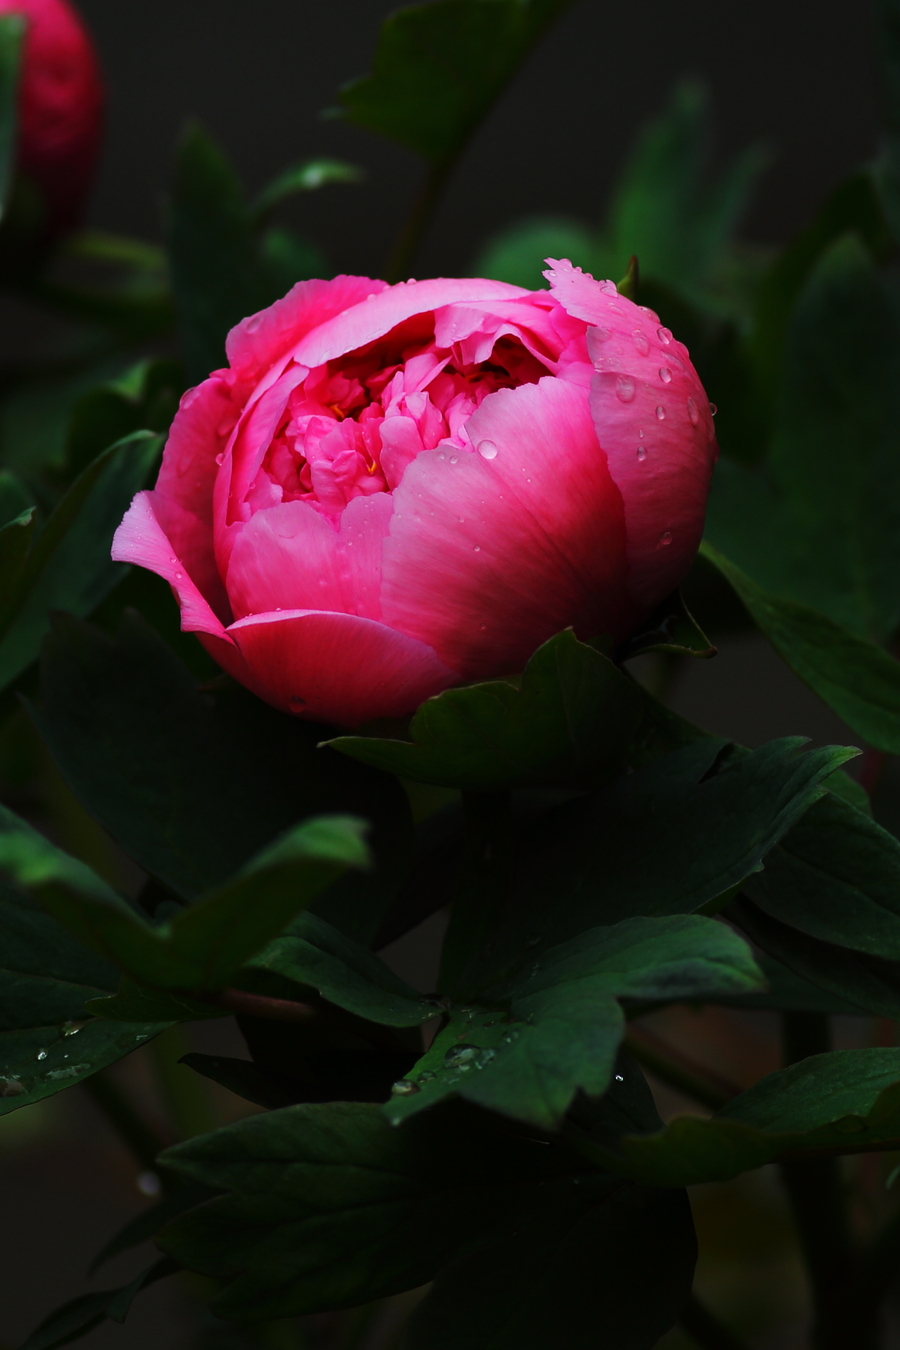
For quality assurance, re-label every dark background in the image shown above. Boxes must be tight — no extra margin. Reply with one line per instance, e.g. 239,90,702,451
77,0,880,278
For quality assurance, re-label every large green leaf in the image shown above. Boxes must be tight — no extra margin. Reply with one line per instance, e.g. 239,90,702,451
331,631,642,791
701,541,900,752
32,612,412,939
0,801,369,994
157,1098,693,1342
611,1049,900,1187
0,432,161,693
706,237,900,642
0,877,168,1116
336,0,569,165
383,914,761,1130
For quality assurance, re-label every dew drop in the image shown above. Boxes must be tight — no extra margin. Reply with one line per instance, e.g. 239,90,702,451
175,572,183,580
479,623,486,631
418,1070,436,1083
657,326,672,344
615,1074,625,1082
659,367,672,383
1,1079,25,1097
477,439,498,460
391,1078,420,1096
366,293,376,302
658,530,673,547
36,1050,47,1062
473,545,481,552
687,396,700,425
632,329,649,356
616,375,636,403
591,325,612,343
215,452,225,466
61,1020,84,1037
655,405,666,420
476,1049,496,1069
444,1044,478,1068
289,695,307,709
709,402,718,416
449,455,459,464
137,1171,162,1197
636,446,647,462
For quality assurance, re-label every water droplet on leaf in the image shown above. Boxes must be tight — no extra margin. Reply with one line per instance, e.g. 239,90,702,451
391,1079,420,1096
444,1044,478,1068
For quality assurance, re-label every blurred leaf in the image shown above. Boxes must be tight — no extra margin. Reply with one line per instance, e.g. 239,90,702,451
0,432,161,693
383,914,761,1130
65,359,181,477
331,631,642,790
32,612,412,939
707,237,900,642
0,467,34,526
618,589,716,659
0,877,168,1116
90,1184,213,1273
457,738,853,995
0,799,369,993
612,1049,900,1187
701,540,900,753
157,1098,687,1332
475,215,598,288
0,14,23,221
336,0,570,164
19,1257,179,1350
246,912,440,1027
0,505,35,626
249,159,363,222
712,953,870,1014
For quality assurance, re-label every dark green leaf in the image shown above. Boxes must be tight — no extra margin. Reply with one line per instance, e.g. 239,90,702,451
32,611,412,938
336,0,570,164
0,876,168,1115
0,800,369,993
245,912,440,1027
158,1099,623,1320
475,215,597,289
65,358,181,478
249,159,362,222
0,432,161,693
710,953,871,1015
331,631,642,791
706,237,900,642
19,1256,178,1350
701,540,900,753
90,1184,214,1273
613,1049,900,1187
0,14,23,220
0,468,33,527
405,1182,694,1350
0,505,36,629
385,914,761,1129
619,588,716,659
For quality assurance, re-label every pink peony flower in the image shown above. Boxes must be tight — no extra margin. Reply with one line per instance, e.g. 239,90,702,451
0,0,103,237
113,261,718,727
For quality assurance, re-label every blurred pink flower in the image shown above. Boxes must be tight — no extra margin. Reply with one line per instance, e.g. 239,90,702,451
114,260,718,726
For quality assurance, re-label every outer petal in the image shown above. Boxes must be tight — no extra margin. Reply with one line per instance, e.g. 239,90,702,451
225,493,394,622
202,610,456,727
112,491,231,640
380,377,635,679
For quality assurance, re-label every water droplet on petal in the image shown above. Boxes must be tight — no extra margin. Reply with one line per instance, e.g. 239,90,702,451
657,326,672,344
215,452,225,466
616,375,636,403
391,1079,420,1096
636,446,647,462
449,455,459,465
655,405,666,420
592,326,612,343
289,695,307,709
477,439,498,460
659,367,672,383
473,545,481,552
658,530,673,547
709,402,718,415
175,572,183,580
632,329,649,356
687,396,700,425
444,1044,478,1068
245,314,263,334
366,293,376,302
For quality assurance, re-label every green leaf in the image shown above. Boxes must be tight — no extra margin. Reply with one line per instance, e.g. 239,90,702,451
32,612,412,939
0,505,36,629
404,1180,694,1350
336,0,570,164
711,953,872,1015
613,1049,900,1187
157,1098,675,1323
0,467,33,527
331,631,642,791
618,588,716,659
701,540,900,753
0,14,23,220
65,358,181,478
0,432,161,693
458,737,853,991
744,790,900,958
0,877,168,1115
0,800,370,994
245,912,440,1027
384,914,761,1129
19,1256,178,1350
249,159,362,222
474,215,598,288
706,237,900,642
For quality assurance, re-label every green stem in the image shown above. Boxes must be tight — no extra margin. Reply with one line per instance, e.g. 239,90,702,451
384,158,454,284
438,789,513,995
623,1030,738,1112
778,1013,858,1350
148,1024,217,1140
81,1070,168,1173
679,1294,750,1350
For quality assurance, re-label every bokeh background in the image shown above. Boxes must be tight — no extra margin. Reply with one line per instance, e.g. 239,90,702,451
0,2,889,1347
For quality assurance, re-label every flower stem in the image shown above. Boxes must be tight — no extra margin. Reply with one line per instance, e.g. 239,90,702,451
81,1069,168,1173
384,158,453,284
679,1294,750,1350
438,789,513,995
148,1024,217,1140
623,1028,739,1112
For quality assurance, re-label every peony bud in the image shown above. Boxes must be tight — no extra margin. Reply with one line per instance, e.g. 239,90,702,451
113,260,718,727
0,0,103,243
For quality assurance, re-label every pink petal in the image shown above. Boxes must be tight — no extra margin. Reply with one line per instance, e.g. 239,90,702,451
225,493,394,622
543,258,619,325
112,492,232,640
380,377,635,679
226,275,388,381
289,277,529,369
202,610,456,727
